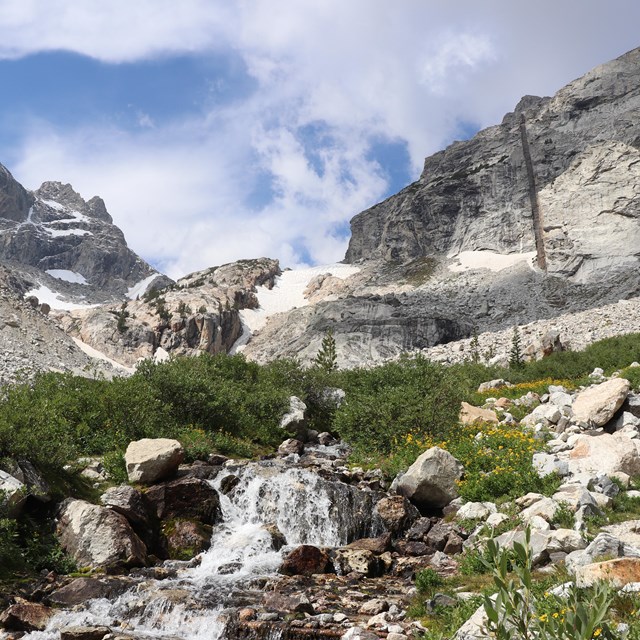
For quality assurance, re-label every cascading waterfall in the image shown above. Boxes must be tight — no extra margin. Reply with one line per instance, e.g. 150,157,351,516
19,456,380,640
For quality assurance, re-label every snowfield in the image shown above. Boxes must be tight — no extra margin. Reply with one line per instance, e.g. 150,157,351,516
449,250,537,273
231,263,359,352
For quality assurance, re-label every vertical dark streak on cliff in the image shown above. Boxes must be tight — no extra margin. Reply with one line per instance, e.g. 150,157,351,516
519,115,547,270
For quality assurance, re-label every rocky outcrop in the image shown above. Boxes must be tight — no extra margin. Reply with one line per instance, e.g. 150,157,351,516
242,292,470,367
56,257,280,367
345,47,640,279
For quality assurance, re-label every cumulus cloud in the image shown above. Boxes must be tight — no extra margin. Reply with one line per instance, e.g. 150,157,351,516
5,0,640,276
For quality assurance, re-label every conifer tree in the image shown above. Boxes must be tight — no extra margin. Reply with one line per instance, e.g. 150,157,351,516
315,329,338,371
509,326,524,369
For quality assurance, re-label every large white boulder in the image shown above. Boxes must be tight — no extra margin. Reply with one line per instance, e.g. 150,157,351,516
567,432,640,477
125,438,184,484
57,499,147,569
572,378,630,427
0,469,26,516
396,447,463,509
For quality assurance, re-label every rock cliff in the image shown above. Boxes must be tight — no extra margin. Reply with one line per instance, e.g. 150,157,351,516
345,46,640,283
0,166,171,304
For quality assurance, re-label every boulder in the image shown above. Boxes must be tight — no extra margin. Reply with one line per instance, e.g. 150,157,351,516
374,496,419,533
456,502,497,521
277,438,304,456
576,558,640,588
572,378,630,427
280,545,333,576
568,432,640,476
459,402,498,425
477,379,512,393
0,469,26,516
144,476,221,524
100,485,150,527
125,438,184,484
396,447,463,509
346,532,392,554
162,519,210,560
493,529,550,566
57,499,147,569
520,497,559,522
0,603,54,631
48,577,133,607
334,549,383,576
279,396,307,433
60,627,111,640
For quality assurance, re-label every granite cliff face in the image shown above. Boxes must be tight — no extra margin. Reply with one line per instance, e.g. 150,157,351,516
243,47,640,366
0,166,170,304
345,47,640,283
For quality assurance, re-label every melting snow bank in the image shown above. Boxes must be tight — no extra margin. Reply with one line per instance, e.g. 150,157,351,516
231,263,360,353
449,250,537,273
45,269,88,285
24,285,99,311
127,274,162,300
71,338,135,374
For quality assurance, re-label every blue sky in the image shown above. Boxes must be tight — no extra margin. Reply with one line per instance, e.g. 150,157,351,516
0,1,639,278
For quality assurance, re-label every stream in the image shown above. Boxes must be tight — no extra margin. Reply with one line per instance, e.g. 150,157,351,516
20,449,382,640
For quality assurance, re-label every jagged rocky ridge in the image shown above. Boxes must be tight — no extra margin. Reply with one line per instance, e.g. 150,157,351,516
0,165,171,305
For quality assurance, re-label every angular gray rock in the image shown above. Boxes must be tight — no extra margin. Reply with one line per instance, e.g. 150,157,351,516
396,447,463,509
571,378,630,427
125,438,184,484
57,499,147,569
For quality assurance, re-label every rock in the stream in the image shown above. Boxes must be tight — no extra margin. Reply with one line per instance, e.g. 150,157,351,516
59,626,111,640
280,545,333,576
125,438,184,484
0,603,54,632
57,499,147,569
144,476,221,524
396,447,463,509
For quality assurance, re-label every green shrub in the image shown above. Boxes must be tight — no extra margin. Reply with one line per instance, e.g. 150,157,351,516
101,449,128,484
333,355,463,460
416,567,444,596
483,529,620,640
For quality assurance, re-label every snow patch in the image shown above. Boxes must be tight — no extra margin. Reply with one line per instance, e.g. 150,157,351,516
24,285,99,311
46,269,88,285
127,274,160,300
449,251,537,273
45,228,92,237
231,263,359,353
40,199,67,212
72,338,134,374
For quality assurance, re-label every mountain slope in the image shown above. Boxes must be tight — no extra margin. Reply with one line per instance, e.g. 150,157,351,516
0,165,171,307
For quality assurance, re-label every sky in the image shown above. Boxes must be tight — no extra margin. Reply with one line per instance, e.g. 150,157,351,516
0,1,639,279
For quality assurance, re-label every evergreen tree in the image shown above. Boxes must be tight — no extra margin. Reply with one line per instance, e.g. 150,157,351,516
470,328,480,364
314,329,338,371
509,326,524,369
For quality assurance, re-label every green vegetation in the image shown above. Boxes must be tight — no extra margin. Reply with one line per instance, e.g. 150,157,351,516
314,329,338,371
1,331,640,591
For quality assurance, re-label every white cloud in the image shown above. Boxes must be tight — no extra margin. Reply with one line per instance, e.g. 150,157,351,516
4,0,640,277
